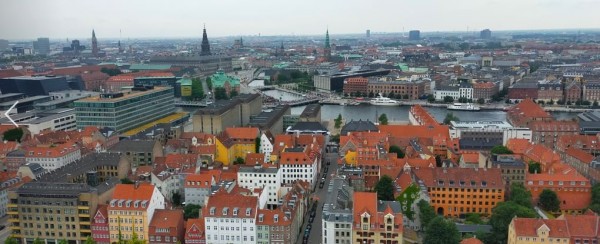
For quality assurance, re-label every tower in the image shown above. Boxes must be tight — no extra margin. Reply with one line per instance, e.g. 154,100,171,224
324,29,331,61
201,25,211,56
118,40,122,53
92,29,98,56
278,41,285,56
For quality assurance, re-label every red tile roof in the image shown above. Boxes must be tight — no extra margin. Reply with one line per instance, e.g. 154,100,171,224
353,192,378,226
565,147,595,164
379,125,450,141
460,237,484,244
224,127,259,140
111,183,156,204
507,99,552,126
511,217,573,238
149,209,183,230
507,138,531,155
185,218,205,242
203,187,258,218
461,152,479,164
244,153,264,165
279,152,314,165
184,170,221,189
0,69,24,78
409,105,439,126
414,167,503,189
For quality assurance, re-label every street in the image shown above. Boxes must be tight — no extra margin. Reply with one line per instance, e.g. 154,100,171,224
0,215,10,241
297,150,340,244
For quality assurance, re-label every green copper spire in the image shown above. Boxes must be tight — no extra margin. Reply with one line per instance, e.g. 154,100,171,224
325,29,330,48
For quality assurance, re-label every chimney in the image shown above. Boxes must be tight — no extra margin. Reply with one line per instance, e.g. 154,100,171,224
134,181,140,189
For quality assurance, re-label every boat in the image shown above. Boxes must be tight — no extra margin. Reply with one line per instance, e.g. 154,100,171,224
447,103,481,111
369,94,400,106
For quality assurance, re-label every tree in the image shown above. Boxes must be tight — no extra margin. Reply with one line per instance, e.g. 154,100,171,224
427,94,435,103
423,217,461,244
184,204,202,220
334,114,343,129
58,240,68,244
417,200,436,230
443,113,460,125
443,96,455,103
214,87,228,100
172,191,182,206
528,162,541,174
539,189,560,212
206,77,213,90
589,183,600,212
85,235,97,244
388,145,405,158
510,183,533,209
368,91,375,98
374,175,394,201
465,213,484,224
5,237,19,244
234,157,245,165
191,78,205,101
100,67,122,76
402,94,410,99
548,99,555,105
329,134,340,144
594,100,599,108
458,97,468,103
255,137,261,153
378,113,388,125
33,238,44,244
229,90,239,98
120,178,134,184
490,145,513,155
2,128,23,142
477,98,485,104
488,201,536,244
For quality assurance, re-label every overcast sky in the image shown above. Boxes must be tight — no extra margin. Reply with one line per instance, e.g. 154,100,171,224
1,0,599,40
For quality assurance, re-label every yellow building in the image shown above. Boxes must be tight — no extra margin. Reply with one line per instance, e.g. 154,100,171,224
216,127,259,165
108,184,165,242
178,78,192,97
353,192,403,244
508,217,570,244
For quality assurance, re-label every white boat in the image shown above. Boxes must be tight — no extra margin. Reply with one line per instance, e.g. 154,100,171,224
447,103,481,111
369,94,400,106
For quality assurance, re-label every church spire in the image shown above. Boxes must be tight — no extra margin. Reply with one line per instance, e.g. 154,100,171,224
92,29,98,57
324,29,331,61
325,29,330,49
201,25,211,56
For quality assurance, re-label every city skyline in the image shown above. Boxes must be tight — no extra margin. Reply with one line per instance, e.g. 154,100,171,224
1,0,600,40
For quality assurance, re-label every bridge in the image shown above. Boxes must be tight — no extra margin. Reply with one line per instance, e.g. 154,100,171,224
279,98,320,107
174,101,208,107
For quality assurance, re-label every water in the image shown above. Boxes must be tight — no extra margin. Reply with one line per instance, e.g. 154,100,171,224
292,104,579,122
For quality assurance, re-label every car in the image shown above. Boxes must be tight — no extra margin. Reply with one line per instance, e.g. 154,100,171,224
307,224,312,230
310,210,316,218
309,216,315,222
319,182,324,189
321,177,326,181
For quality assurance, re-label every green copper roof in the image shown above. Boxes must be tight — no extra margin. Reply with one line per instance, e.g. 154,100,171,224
177,78,192,86
129,64,172,70
210,70,240,88
273,62,291,69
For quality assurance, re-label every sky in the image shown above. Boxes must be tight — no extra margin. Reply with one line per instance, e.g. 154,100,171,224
1,0,599,40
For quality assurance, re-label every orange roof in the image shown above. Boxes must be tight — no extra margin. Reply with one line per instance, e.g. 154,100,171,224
163,153,199,169
461,153,479,164
409,105,439,126
111,183,156,203
460,237,484,244
530,120,579,132
565,147,595,164
524,144,561,166
526,166,589,183
507,138,532,154
414,167,503,189
256,208,292,226
185,218,205,240
24,142,80,158
379,124,450,141
511,218,570,238
149,209,183,229
353,192,378,225
202,187,258,218
224,127,259,140
507,99,552,125
279,151,314,165
244,153,264,165
473,81,495,89
184,170,221,189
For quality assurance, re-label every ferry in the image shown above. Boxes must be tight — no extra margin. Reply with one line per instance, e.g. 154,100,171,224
447,103,481,111
369,94,400,106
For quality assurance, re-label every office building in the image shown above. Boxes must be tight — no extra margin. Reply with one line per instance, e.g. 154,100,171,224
314,70,390,92
74,86,175,132
480,29,492,39
408,30,420,41
193,93,262,134
8,182,103,243
0,109,77,134
33,37,50,55
0,76,70,96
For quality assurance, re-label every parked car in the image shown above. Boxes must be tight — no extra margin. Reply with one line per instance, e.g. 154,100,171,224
309,216,315,223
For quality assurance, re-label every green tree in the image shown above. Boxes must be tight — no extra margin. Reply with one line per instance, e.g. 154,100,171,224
488,201,537,244
214,87,228,100
120,178,134,184
334,114,343,129
58,239,68,244
330,134,340,144
539,189,560,212
427,94,435,103
423,216,461,244
33,238,44,244
2,128,23,142
418,200,436,230
510,183,533,209
490,145,513,155
594,100,599,108
368,91,375,98
234,157,245,165
172,191,182,206
191,78,205,101
255,137,261,153
397,184,419,221
100,67,123,76
402,94,410,99
443,96,455,103
548,99,555,105
528,162,541,174
277,73,290,82
374,175,394,201
184,204,202,220
465,213,484,224
589,183,600,212
458,97,468,103
477,98,485,104
206,77,213,90
85,235,97,244
378,113,388,125
229,90,239,97
443,113,459,125
5,237,19,244
388,145,405,158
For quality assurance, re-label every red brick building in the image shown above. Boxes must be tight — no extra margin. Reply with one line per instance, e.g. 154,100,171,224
506,99,553,127
537,82,563,101
584,82,600,102
81,71,110,92
530,120,579,148
526,167,591,214
343,77,368,96
472,81,498,101
564,81,582,103
91,205,110,244
184,218,206,244
563,147,600,184
367,80,426,99
508,82,538,101
148,209,185,244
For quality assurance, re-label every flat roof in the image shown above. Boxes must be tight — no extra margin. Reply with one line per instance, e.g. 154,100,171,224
0,96,50,106
0,93,24,99
2,75,63,80
75,86,172,103
121,112,188,136
451,121,512,129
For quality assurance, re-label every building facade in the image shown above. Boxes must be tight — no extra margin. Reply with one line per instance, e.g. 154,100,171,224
343,77,368,96
352,192,404,244
108,184,165,242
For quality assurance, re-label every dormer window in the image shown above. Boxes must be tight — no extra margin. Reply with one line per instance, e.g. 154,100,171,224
438,180,444,186
246,208,251,216
363,217,368,223
481,181,487,187
449,180,455,186
118,201,122,207
210,207,215,215
471,181,476,186
223,207,229,215
274,214,279,223
233,208,239,216
259,214,264,222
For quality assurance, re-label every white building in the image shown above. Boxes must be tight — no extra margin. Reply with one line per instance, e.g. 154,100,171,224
151,170,183,201
449,121,532,145
0,109,77,135
237,165,282,206
434,86,473,101
279,151,318,187
0,176,23,217
184,170,221,206
259,132,274,163
24,143,81,170
204,190,259,244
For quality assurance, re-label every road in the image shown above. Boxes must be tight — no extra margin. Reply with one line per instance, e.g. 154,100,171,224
297,148,340,244
0,215,10,241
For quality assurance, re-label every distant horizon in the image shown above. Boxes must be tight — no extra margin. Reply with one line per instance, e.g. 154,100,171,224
3,27,600,42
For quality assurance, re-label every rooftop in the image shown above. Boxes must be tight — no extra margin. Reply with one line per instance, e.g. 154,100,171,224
75,86,172,103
